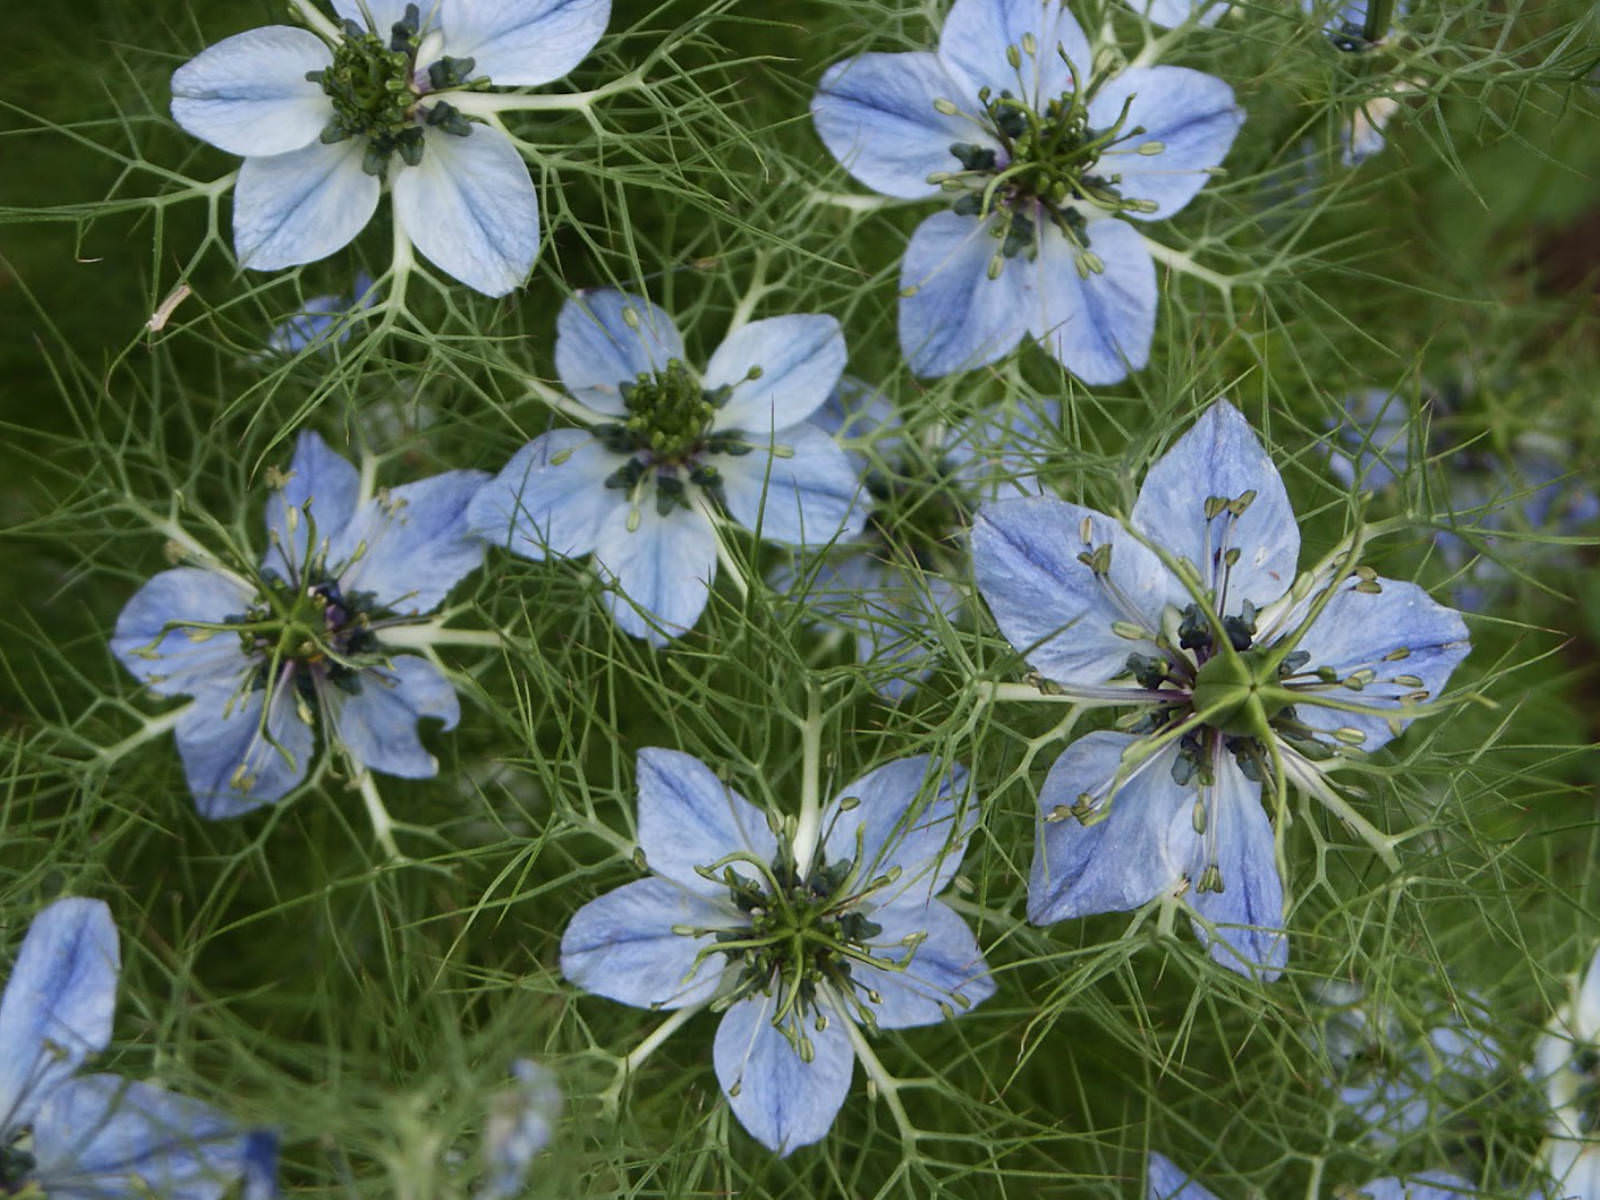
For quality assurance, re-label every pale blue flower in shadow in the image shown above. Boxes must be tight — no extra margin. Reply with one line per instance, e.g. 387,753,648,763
0,897,277,1198
558,749,994,1155
111,431,488,817
476,1060,560,1200
1147,1153,1478,1200
265,272,377,355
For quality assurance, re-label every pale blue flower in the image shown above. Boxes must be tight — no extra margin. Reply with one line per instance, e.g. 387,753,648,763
265,273,377,355
1535,947,1600,1200
1121,1,1227,30
477,1060,560,1200
1147,1153,1477,1200
973,400,1470,978
468,290,866,646
560,749,994,1155
112,431,487,817
811,0,1243,382
0,898,277,1199
170,0,610,295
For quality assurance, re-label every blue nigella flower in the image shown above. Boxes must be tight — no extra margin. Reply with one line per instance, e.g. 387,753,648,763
265,273,378,356
0,897,277,1198
169,0,610,296
467,290,866,646
1147,1152,1476,1200
1535,946,1600,1200
477,1060,560,1200
972,400,1470,978
810,0,1244,382
559,749,994,1155
779,380,1058,700
112,431,487,818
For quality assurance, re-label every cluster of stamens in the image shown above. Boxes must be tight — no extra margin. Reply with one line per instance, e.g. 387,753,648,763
235,574,385,702
308,4,479,176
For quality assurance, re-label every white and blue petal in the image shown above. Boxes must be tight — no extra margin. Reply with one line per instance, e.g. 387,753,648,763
716,425,864,548
392,123,539,298
636,747,779,895
591,496,719,646
1174,750,1286,980
554,290,686,417
325,655,459,779
174,675,315,819
1127,0,1227,28
821,757,973,907
899,211,1028,378
559,877,734,1010
466,431,619,561
30,1073,270,1200
111,568,257,699
1284,577,1469,754
1130,400,1300,612
1028,733,1187,924
330,0,415,30
1027,216,1157,385
234,138,380,272
705,315,846,435
852,899,994,1030
972,496,1171,687
1088,67,1244,221
0,898,118,1134
1147,1153,1220,1200
712,991,855,1156
170,27,332,158
810,52,981,200
942,399,1060,501
438,0,610,87
1357,1175,1480,1200
263,430,362,581
330,469,490,615
937,0,1091,109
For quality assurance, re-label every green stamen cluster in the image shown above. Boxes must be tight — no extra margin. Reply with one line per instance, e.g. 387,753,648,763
235,577,383,698
618,359,719,462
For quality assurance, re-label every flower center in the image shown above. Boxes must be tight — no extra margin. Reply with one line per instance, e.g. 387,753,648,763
1190,646,1292,737
309,4,478,176
235,576,384,695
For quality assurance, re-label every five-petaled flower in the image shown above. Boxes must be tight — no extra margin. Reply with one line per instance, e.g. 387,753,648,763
467,290,866,646
810,0,1243,382
1534,945,1600,1200
112,431,487,818
170,0,611,296
972,400,1470,977
559,748,994,1155
1146,1152,1473,1200
0,897,277,1198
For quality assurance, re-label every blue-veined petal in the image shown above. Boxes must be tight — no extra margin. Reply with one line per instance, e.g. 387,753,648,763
559,877,736,1010
1175,749,1286,980
1089,66,1243,221
174,674,314,819
330,470,490,615
1130,400,1300,612
1027,217,1156,385
1282,577,1469,754
1147,1153,1220,1200
716,426,864,549
30,1073,269,1200
262,430,362,581
852,898,994,1030
554,290,685,418
111,568,257,699
898,211,1028,378
467,431,620,561
810,52,981,200
636,747,778,895
591,496,718,646
0,899,118,1134
821,757,973,908
391,123,539,298
438,0,610,87
1028,733,1187,924
234,138,379,272
712,991,854,1156
1128,0,1227,28
170,26,332,158
972,496,1171,687
324,655,459,779
705,315,846,435
937,0,1090,109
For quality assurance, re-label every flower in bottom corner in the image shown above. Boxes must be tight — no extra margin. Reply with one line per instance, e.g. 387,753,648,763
1146,1153,1475,1200
477,1060,560,1200
111,430,487,818
0,897,277,1198
1534,946,1600,1200
972,400,1470,978
559,748,994,1155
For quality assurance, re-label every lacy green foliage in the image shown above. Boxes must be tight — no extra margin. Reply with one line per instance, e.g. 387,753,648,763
1,0,1598,1197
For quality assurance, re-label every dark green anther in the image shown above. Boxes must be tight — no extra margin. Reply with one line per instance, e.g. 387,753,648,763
1177,604,1212,653
949,142,998,172
428,55,478,91
1126,652,1169,691
603,457,646,491
655,472,687,517
424,100,475,138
